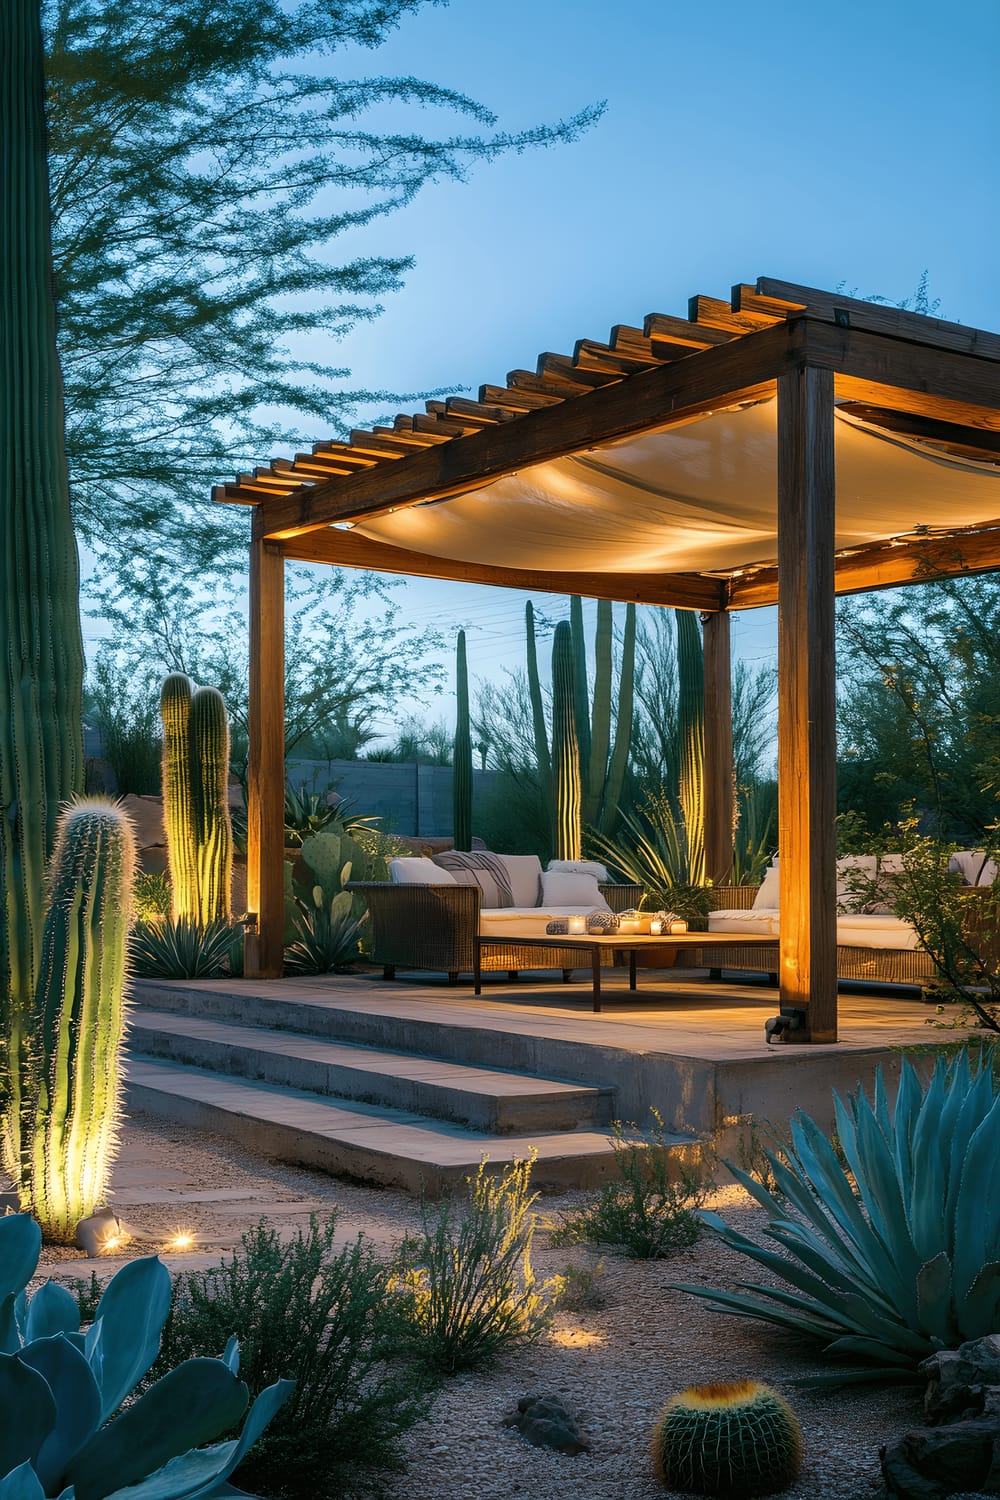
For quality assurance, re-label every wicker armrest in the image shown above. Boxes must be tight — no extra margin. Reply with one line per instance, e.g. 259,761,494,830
711,884,760,911
600,881,644,913
347,881,480,974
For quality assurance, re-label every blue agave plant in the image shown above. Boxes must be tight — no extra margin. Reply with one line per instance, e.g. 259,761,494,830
0,1215,292,1498
675,1049,1000,1380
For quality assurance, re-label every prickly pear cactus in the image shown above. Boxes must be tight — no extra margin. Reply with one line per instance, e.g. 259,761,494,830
23,800,136,1242
160,675,233,924
453,629,473,851
551,621,581,860
0,0,86,1184
651,1381,801,1498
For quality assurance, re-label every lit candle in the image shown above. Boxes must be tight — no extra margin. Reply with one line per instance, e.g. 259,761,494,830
649,918,663,935
567,914,586,934
669,919,688,934
618,917,640,934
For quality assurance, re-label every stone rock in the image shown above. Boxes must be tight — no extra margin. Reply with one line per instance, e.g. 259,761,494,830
881,1418,1000,1499
502,1393,591,1455
922,1336,1000,1424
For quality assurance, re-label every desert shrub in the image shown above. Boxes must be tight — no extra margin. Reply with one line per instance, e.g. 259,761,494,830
551,1111,713,1258
554,1259,606,1311
155,1216,432,1500
133,868,172,921
675,1050,1000,1381
393,1155,562,1374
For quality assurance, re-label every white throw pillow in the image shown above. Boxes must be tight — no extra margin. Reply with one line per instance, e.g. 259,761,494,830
539,870,608,909
546,858,609,883
752,860,780,910
949,850,999,887
389,857,457,885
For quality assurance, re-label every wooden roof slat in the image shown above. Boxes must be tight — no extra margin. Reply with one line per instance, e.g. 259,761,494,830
752,277,1000,362
444,396,516,424
642,312,735,349
412,412,481,437
478,383,565,410
536,351,622,388
507,368,591,399
688,294,782,333
573,338,662,375
344,431,410,458
837,403,1000,462
389,419,451,444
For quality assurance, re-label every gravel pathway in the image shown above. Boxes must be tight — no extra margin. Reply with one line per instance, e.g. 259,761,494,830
32,1115,924,1500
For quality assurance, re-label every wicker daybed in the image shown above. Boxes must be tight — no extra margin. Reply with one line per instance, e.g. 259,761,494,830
350,878,643,984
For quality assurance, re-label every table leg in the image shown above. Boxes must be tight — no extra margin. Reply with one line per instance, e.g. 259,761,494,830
629,948,637,990
592,946,601,1013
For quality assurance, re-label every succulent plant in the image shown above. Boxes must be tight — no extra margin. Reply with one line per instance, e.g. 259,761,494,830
22,802,136,1243
0,1213,292,1498
283,887,367,974
0,0,86,1188
651,1381,801,1497
130,917,236,980
452,630,473,852
160,675,233,927
674,1050,1000,1378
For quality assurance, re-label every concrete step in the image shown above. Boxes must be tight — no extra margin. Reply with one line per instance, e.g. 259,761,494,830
128,1010,613,1134
124,1059,701,1195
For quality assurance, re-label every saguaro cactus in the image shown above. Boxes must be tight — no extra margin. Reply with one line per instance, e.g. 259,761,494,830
1,0,86,1182
551,622,582,860
24,801,136,1243
676,609,706,884
453,630,473,851
525,601,551,797
161,675,233,924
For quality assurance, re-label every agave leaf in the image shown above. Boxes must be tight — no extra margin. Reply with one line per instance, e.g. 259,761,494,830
946,1061,995,1228
953,1098,1000,1299
848,1104,922,1320
99,1377,294,1500
221,1337,240,1375
821,1333,917,1365
787,1114,905,1286
915,1252,957,1347
0,1464,47,1500
712,1162,783,1218
956,1261,1000,1336
89,1257,172,1420
25,1282,81,1343
0,1219,42,1309
889,1062,923,1213
69,1358,250,1500
669,1282,842,1341
704,1220,878,1330
0,1353,57,1477
18,1334,103,1492
872,1065,893,1143
762,1224,900,1314
792,1365,923,1388
908,1077,950,1262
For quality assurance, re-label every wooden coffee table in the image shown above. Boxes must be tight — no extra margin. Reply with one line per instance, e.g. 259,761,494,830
474,931,778,1012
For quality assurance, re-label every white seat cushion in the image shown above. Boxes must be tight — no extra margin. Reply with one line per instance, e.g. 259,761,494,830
835,913,920,950
479,905,608,938
708,908,780,937
949,850,999,887
752,862,780,909
389,857,457,885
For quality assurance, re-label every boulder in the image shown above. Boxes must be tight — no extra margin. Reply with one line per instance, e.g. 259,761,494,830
502,1393,591,1455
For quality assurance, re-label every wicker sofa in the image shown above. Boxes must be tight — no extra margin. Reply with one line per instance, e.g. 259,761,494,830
350,872,643,984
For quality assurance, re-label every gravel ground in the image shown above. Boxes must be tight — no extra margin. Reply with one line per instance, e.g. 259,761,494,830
34,1115,926,1500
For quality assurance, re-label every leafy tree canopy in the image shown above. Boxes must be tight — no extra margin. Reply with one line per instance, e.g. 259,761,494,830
45,0,603,591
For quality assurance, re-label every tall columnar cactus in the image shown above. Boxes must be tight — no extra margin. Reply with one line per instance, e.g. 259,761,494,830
592,601,636,835
23,801,136,1243
161,674,233,924
551,622,582,860
569,595,592,776
453,630,473,851
676,609,706,885
1,0,86,1183
525,601,551,797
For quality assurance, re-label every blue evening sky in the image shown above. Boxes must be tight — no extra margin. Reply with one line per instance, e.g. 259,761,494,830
258,0,1000,740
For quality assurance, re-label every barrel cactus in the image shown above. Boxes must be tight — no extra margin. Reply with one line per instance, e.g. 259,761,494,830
22,801,135,1243
453,630,473,851
651,1381,801,1497
160,675,233,926
0,1213,292,1498
551,621,581,860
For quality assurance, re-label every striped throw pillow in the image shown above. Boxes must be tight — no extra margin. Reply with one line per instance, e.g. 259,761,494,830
432,851,515,909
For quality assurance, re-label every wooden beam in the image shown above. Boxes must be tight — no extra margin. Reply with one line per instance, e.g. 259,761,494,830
283,526,727,611
777,365,838,1043
835,403,1000,462
750,277,1000,362
729,523,1000,610
245,531,286,979
257,319,804,539
702,610,734,885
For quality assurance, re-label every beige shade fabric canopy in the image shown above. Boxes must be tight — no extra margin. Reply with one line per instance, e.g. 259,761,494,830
351,400,1000,576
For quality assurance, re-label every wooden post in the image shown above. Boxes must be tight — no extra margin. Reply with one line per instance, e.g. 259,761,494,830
777,365,838,1042
702,610,734,886
245,529,285,978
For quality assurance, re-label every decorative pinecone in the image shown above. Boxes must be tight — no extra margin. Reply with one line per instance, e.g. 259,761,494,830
587,910,619,933
546,919,569,934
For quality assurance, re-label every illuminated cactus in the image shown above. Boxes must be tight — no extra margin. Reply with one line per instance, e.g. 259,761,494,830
676,610,706,884
651,1381,801,1498
453,630,473,851
551,622,581,860
0,0,86,1183
525,601,551,798
24,801,136,1243
161,674,233,924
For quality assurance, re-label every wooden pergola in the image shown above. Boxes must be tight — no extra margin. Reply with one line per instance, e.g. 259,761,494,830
217,276,1000,1044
